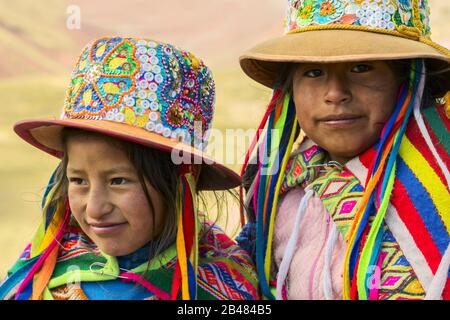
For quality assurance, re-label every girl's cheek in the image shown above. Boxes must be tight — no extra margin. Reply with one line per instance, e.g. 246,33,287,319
67,190,83,218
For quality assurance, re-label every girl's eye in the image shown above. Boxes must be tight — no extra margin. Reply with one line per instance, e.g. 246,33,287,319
68,178,86,185
304,69,323,78
111,178,127,185
352,64,373,73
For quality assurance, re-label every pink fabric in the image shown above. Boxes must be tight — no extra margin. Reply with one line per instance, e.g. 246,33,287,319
273,187,346,300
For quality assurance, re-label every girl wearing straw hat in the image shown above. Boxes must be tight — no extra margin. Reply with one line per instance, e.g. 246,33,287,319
0,37,258,300
237,0,449,300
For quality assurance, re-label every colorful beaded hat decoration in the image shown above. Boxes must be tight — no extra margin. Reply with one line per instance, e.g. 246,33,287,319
10,37,241,300
240,0,450,97
14,36,240,190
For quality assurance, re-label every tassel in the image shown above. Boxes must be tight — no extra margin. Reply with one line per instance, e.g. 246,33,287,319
15,200,71,300
171,165,198,300
250,90,298,300
444,92,450,119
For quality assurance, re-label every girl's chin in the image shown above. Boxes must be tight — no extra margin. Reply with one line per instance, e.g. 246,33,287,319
325,145,372,163
98,245,132,257
313,135,374,159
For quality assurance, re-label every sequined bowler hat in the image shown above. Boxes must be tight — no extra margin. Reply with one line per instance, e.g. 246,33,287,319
14,36,240,190
240,0,450,96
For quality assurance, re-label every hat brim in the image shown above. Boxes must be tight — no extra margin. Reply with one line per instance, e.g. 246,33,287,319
240,30,450,96
14,118,241,191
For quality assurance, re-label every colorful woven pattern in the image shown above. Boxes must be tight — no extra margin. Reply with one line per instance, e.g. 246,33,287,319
1,222,258,300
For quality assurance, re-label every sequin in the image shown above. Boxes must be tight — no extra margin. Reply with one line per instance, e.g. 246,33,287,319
139,54,150,63
144,72,154,81
152,65,162,74
155,123,164,134
150,56,159,65
150,102,159,111
139,80,149,89
149,111,158,122
145,121,155,132
387,4,396,14
155,75,163,83
106,111,115,120
163,46,173,55
162,128,172,138
135,106,145,115
140,100,150,109
143,63,152,72
149,83,158,92
125,97,135,107
187,79,195,88
137,46,147,55
115,113,125,122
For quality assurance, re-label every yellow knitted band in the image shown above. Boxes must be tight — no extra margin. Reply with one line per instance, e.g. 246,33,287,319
411,0,424,34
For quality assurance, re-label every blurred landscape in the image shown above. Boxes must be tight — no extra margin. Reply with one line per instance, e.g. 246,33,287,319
0,0,448,277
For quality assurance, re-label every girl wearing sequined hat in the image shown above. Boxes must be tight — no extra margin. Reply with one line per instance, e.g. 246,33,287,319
236,0,449,300
0,37,258,300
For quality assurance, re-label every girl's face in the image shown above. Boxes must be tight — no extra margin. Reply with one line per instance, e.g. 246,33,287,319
66,135,165,257
292,61,400,164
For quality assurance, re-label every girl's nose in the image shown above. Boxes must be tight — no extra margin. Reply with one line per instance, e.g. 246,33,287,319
85,186,113,219
324,71,352,105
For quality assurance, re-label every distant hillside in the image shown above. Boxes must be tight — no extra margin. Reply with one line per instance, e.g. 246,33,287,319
1,0,447,78
0,0,284,77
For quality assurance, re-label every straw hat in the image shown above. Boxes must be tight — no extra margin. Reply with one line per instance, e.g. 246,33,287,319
240,0,450,96
14,36,240,190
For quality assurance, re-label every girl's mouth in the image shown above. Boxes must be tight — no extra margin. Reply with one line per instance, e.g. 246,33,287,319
319,114,363,128
89,222,127,236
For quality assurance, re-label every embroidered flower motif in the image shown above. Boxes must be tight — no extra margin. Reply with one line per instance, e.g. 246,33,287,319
295,0,315,27
320,1,337,16
392,0,413,27
301,4,314,18
313,0,345,24
67,38,139,116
